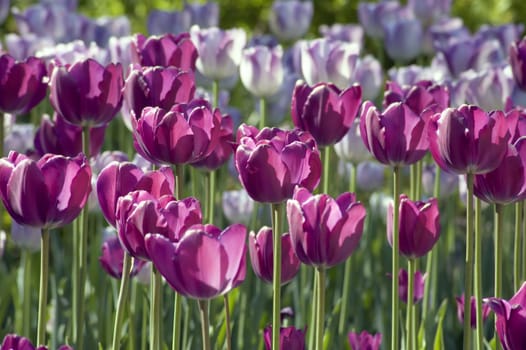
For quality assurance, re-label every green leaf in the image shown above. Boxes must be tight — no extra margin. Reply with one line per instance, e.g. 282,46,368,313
433,299,448,350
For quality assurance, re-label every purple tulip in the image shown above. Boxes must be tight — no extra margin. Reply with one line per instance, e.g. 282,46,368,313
131,33,197,70
5,33,54,62
397,268,426,304
99,234,146,279
356,161,385,192
387,195,440,259
428,105,511,175
235,124,321,203
360,101,429,166
0,151,91,229
421,163,459,197
96,162,175,227
487,282,526,350
184,1,219,29
116,190,202,261
34,113,106,158
353,55,382,101
240,45,284,98
383,80,450,116
82,15,131,48
249,227,300,285
291,81,362,146
145,223,246,299
190,25,247,80
147,9,191,36
0,54,47,115
478,23,524,58
268,0,313,42
0,0,9,25
222,189,254,225
263,325,306,350
429,17,470,50
358,1,404,39
287,187,366,268
465,67,513,112
408,0,451,25
319,23,364,49
348,330,382,350
191,114,234,170
457,294,491,329
383,17,424,63
49,58,123,127
132,101,221,166
511,38,526,90
0,334,48,350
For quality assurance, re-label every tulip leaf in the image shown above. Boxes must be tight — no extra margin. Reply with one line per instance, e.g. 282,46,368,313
433,299,448,350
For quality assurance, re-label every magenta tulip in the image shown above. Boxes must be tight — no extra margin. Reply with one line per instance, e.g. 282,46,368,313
249,227,300,285
456,294,490,329
263,325,306,350
191,114,234,171
0,54,47,115
510,37,526,90
397,268,426,304
387,195,440,259
131,33,197,70
0,334,47,350
286,187,366,268
348,330,382,350
49,58,123,127
235,124,321,203
99,234,146,279
0,151,91,229
428,104,511,175
291,81,362,147
383,80,450,116
144,223,246,299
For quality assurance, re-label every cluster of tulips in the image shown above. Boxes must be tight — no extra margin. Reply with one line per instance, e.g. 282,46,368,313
1,0,526,349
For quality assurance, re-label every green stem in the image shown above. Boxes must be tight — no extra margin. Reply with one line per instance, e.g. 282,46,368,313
37,229,50,347
463,173,474,350
494,203,504,350
172,164,184,350
415,161,422,200
150,267,162,350
208,170,216,224
129,280,137,350
322,147,330,194
315,267,326,350
515,201,523,291
410,163,416,199
391,166,401,350
212,80,219,109
338,163,356,335
309,272,318,350
223,295,232,350
112,254,133,350
22,250,32,338
271,202,283,350
407,259,416,350
259,98,266,129
198,300,211,350
475,198,484,350
141,287,148,350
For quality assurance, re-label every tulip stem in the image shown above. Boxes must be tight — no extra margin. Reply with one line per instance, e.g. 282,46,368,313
407,258,416,350
475,198,485,350
415,161,422,200
322,147,330,194
141,288,148,350
463,173,474,350
391,165,401,350
22,250,32,338
37,228,50,347
112,253,133,350
208,170,216,223
198,299,211,350
315,267,326,350
173,164,184,350
212,80,219,109
223,294,232,350
259,98,266,129
494,203,504,350
271,202,283,350
515,201,523,291
338,162,356,335
150,266,162,350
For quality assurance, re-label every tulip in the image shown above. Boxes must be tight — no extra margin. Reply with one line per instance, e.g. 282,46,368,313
456,294,490,329
397,268,426,304
356,161,385,192
11,221,41,252
222,189,255,225
487,282,526,350
190,25,247,80
263,325,306,350
291,81,362,147
146,9,191,36
428,105,511,175
333,120,371,164
240,45,284,98
353,55,383,101
510,37,526,90
421,164,459,197
5,33,53,62
387,195,440,259
465,67,513,112
132,101,221,166
235,124,321,203
184,1,219,29
0,54,47,115
99,234,146,279
348,330,382,350
358,1,404,39
408,0,451,25
4,123,34,156
383,17,423,63
268,0,312,42
145,223,246,299
319,23,364,49
249,227,300,285
191,114,234,170
0,0,8,25
131,33,197,70
49,58,123,127
286,187,366,268
0,151,91,229
477,23,524,56
383,80,450,116
0,334,47,350
116,190,202,261
360,101,429,167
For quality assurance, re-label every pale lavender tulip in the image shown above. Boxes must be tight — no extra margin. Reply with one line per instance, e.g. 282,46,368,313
358,1,404,39
147,9,191,36
240,45,284,97
429,17,470,51
0,0,9,25
108,35,134,77
353,55,382,100
319,23,364,50
357,161,385,192
185,1,219,28
465,66,513,112
222,189,254,225
269,0,313,42
421,163,459,197
383,17,424,62
333,120,371,164
4,123,34,156
408,0,451,25
5,33,54,61
11,221,41,252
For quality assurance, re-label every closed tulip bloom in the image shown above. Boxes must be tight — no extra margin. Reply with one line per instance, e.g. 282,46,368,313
99,234,146,279
465,67,513,112
358,1,403,39
1,334,47,350
510,38,526,90
287,187,366,268
97,163,175,227
145,223,246,299
222,189,254,225
408,0,451,25
184,1,219,28
360,101,429,166
356,161,385,192
487,282,526,350
263,325,306,350
132,100,221,166
11,221,42,252
131,33,197,70
190,25,247,80
383,17,423,62
319,23,364,49
5,123,35,156
240,45,284,98
116,190,202,261
146,9,191,36
269,0,313,42
353,55,382,101
49,58,123,127
383,80,450,116
387,195,440,259
397,268,426,304
235,124,321,203
334,120,371,164
428,105,511,175
348,330,382,350
291,81,362,146
457,294,490,329
249,227,300,285
191,114,233,170
0,54,47,115
421,163,459,197
0,151,91,229
34,113,106,158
